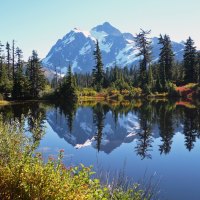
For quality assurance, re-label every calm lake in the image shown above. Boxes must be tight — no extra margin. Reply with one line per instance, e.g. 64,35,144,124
1,100,200,200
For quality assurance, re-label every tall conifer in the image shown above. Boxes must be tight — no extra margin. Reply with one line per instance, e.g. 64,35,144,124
134,29,152,90
92,40,104,92
183,37,196,83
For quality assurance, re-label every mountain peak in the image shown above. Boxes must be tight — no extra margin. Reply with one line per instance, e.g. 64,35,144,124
42,23,185,74
72,27,91,38
91,22,121,36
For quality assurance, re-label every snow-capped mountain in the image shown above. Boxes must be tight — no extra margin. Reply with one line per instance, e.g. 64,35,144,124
42,22,184,73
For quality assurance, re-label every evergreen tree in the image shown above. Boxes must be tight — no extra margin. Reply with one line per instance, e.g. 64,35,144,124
92,40,104,92
134,29,152,90
26,50,46,99
0,65,13,95
59,64,77,101
196,52,200,84
15,47,23,66
155,74,162,92
158,34,174,91
147,65,154,93
12,40,15,79
172,61,185,85
12,48,27,99
5,42,11,78
0,41,4,74
159,35,174,81
183,37,197,83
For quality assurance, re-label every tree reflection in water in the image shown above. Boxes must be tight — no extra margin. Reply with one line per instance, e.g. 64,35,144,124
0,99,200,157
135,102,154,159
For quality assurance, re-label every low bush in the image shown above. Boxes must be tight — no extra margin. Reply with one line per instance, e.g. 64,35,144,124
0,118,152,200
79,88,97,96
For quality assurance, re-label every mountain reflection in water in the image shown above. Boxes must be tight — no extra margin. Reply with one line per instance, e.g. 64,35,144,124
0,100,200,159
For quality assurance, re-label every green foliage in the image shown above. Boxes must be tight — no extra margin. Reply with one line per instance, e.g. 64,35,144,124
12,47,29,99
196,52,200,84
12,64,29,99
0,118,147,200
1,34,200,101
0,65,13,94
172,62,185,85
59,64,78,101
92,40,105,92
0,42,48,100
167,82,180,97
78,88,97,96
26,50,46,99
158,34,174,82
114,79,130,91
183,37,197,83
134,29,152,89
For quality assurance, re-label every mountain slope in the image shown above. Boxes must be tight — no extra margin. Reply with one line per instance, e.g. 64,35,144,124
42,22,184,73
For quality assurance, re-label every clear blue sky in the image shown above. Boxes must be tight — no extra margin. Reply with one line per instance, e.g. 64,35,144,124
1,0,199,60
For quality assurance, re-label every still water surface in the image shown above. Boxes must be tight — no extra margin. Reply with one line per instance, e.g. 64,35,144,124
1,100,200,200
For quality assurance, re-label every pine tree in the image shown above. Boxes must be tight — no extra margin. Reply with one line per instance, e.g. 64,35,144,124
183,37,197,83
66,64,77,99
0,65,13,95
15,47,23,66
12,47,26,99
158,34,174,91
155,74,162,92
147,65,154,93
26,50,46,99
134,29,152,90
0,41,4,74
172,61,185,85
59,64,77,101
92,40,104,92
5,42,11,78
12,40,15,79
196,52,200,84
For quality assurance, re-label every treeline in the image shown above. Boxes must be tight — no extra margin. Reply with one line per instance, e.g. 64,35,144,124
54,31,200,100
0,40,46,100
1,30,200,101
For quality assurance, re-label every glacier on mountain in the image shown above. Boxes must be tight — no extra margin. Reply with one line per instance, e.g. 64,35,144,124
42,22,184,74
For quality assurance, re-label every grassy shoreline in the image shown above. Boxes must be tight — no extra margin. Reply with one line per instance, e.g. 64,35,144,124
1,83,199,104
